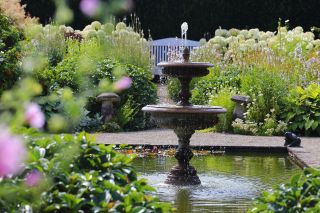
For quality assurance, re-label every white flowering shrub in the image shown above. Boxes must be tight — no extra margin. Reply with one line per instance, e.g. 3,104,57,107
80,21,151,71
190,25,319,136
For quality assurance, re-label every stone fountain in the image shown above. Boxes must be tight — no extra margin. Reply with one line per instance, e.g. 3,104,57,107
143,27,226,185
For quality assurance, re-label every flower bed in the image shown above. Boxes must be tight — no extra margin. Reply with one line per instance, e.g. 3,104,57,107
168,25,320,136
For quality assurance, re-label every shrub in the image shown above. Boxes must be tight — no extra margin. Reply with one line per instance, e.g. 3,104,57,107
192,66,241,105
0,132,172,212
208,87,236,132
80,21,152,71
167,65,241,105
25,23,156,132
119,64,157,130
232,116,287,136
167,77,181,103
249,168,320,212
282,83,320,136
0,12,22,95
240,67,287,124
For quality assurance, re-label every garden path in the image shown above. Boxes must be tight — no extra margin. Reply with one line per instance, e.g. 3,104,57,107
95,129,320,168
157,84,175,104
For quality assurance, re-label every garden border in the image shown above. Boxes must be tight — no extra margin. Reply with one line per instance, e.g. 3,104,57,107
96,129,320,168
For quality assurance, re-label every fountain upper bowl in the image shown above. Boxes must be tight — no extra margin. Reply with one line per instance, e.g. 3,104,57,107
157,62,213,68
142,104,226,130
158,62,213,78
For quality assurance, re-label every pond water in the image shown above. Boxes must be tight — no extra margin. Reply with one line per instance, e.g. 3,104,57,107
133,152,301,213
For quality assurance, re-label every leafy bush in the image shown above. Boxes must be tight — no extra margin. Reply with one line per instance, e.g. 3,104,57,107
192,66,241,105
0,12,22,95
118,64,157,130
74,21,151,71
0,132,172,212
167,65,241,105
250,167,320,212
282,83,320,136
208,87,236,132
240,67,287,124
24,22,156,132
167,77,181,103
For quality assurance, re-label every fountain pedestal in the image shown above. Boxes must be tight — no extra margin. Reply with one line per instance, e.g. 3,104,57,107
165,128,200,185
142,48,226,185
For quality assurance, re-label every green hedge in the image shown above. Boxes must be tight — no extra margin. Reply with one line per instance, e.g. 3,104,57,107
0,13,22,95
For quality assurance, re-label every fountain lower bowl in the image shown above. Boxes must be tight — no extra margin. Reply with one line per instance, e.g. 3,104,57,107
142,104,227,130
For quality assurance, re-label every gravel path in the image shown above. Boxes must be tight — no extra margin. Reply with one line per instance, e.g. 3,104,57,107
157,84,175,104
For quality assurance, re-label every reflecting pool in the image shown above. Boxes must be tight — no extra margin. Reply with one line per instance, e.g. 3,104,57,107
133,152,301,212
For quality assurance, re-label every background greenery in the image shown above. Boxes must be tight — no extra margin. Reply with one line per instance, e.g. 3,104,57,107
22,0,320,39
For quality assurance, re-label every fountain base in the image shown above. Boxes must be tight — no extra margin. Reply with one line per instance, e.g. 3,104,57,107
142,104,226,186
165,165,201,185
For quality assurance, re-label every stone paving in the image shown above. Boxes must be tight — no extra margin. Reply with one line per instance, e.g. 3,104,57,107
96,129,320,168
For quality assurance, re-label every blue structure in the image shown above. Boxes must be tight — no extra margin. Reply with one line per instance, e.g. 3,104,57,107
150,38,200,76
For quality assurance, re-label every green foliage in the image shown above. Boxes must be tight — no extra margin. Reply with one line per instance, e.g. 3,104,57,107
191,66,241,105
83,61,157,131
167,77,181,103
232,116,287,136
241,68,287,123
167,77,203,103
29,33,156,132
282,83,320,136
119,64,157,130
167,66,240,105
250,167,320,212
0,12,22,95
209,87,236,132
0,132,172,212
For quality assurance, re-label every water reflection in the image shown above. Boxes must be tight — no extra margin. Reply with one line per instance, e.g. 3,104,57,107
133,153,301,212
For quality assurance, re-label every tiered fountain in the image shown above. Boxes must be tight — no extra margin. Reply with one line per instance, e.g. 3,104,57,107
142,23,227,185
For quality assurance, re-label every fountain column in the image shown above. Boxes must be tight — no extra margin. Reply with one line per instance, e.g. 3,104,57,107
142,22,226,185
165,128,201,185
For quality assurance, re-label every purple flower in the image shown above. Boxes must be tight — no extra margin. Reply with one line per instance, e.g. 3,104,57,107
25,170,42,187
114,76,132,91
25,103,45,129
80,0,100,17
0,128,27,177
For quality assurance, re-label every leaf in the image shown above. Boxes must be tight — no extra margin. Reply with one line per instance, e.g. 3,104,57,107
305,119,314,130
291,174,301,185
311,121,318,130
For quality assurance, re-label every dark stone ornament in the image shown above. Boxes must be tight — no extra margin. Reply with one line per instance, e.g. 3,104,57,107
165,128,201,185
284,132,301,147
142,47,227,185
177,77,192,106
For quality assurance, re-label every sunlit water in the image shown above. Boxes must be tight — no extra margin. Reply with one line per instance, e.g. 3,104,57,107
133,152,301,213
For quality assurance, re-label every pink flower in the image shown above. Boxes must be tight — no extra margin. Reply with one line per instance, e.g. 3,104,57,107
0,128,27,177
25,170,42,187
80,0,100,16
114,76,132,91
122,0,133,10
25,103,45,129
